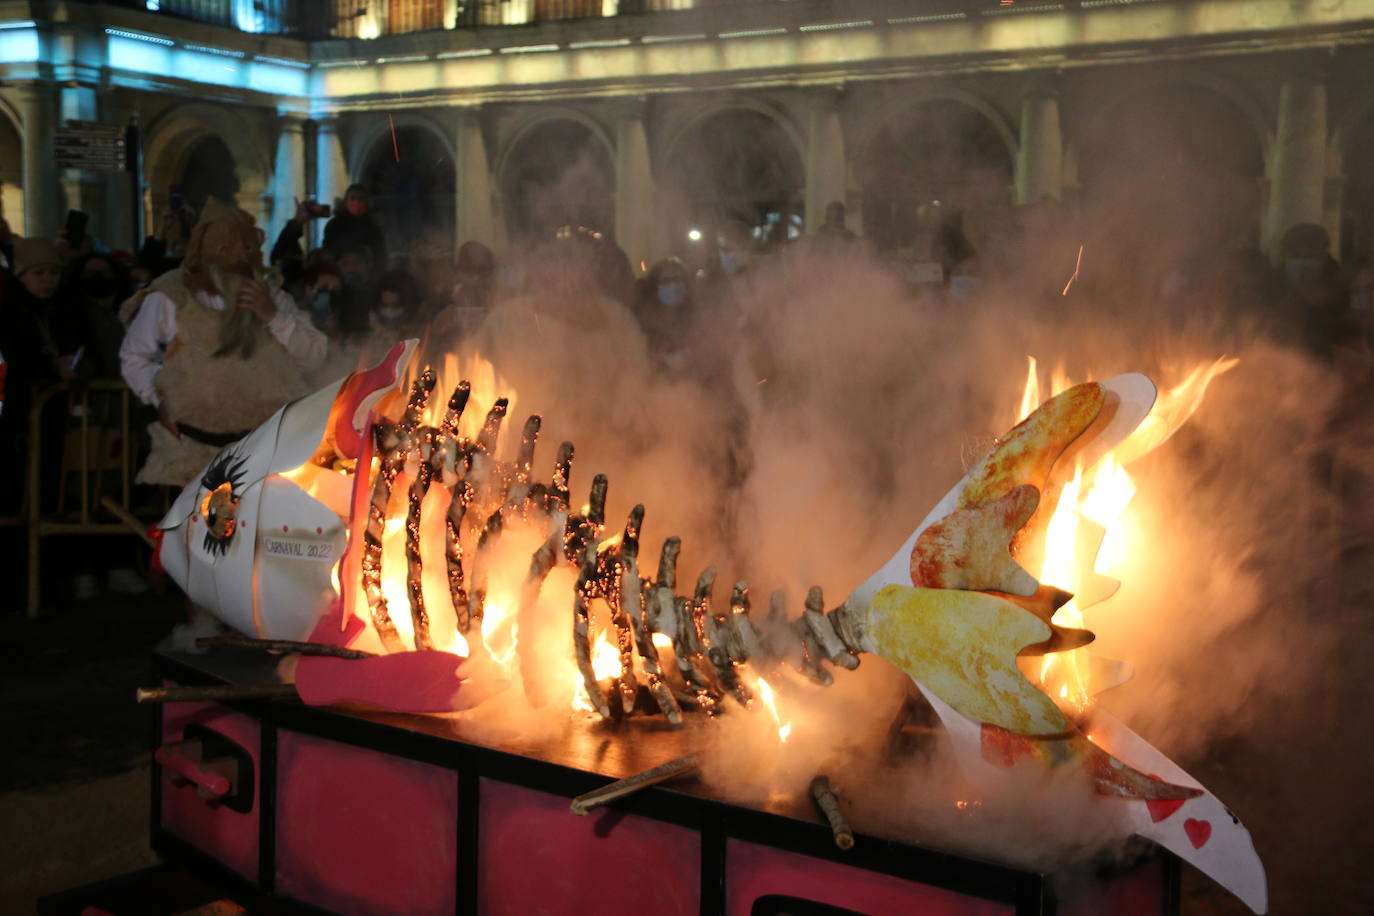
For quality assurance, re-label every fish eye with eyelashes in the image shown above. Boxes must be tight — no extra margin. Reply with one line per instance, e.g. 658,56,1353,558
199,450,248,557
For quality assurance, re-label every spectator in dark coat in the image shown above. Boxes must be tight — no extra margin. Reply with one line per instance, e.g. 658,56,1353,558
322,184,386,268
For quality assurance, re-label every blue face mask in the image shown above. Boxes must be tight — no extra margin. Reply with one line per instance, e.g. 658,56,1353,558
657,281,687,308
1285,257,1321,285
948,275,982,301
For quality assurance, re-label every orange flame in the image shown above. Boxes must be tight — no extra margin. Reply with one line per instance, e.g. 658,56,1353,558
1017,357,1230,714
756,677,792,743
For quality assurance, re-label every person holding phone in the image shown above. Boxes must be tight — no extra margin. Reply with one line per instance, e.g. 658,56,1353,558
322,184,386,267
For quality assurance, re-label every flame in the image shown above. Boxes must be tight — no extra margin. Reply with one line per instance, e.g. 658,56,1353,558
348,351,527,662
755,677,792,743
482,598,518,666
1114,357,1238,465
1033,456,1135,713
571,630,623,712
591,631,621,680
1016,356,1040,424
1017,357,1229,715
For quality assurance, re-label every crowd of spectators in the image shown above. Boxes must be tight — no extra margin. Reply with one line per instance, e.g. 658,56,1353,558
1,182,1371,602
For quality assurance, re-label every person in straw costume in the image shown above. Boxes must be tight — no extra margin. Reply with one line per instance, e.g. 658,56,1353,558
119,198,327,486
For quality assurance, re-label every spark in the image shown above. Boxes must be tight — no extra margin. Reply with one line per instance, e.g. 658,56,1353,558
1061,244,1084,296
756,378,768,386
388,113,401,163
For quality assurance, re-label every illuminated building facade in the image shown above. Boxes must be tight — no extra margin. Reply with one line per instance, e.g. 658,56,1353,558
2,0,1373,269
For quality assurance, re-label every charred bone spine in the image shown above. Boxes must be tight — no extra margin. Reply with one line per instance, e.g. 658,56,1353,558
360,375,869,722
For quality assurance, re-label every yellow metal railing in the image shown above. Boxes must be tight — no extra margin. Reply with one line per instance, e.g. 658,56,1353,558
17,380,155,619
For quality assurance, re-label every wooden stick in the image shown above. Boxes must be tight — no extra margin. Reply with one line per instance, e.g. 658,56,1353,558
810,775,855,850
136,684,297,704
99,497,156,547
195,636,373,659
570,753,702,816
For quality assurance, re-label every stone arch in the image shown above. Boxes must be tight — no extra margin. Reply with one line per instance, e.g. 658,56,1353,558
850,85,1017,169
142,102,272,227
657,98,808,256
659,96,805,171
494,108,617,244
0,97,23,235
1087,69,1271,159
1071,75,1268,260
851,87,1018,256
492,105,615,191
349,113,456,263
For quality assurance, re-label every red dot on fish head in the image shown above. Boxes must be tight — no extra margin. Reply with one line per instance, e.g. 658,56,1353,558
316,527,323,534
192,515,198,522
240,520,247,528
282,525,289,533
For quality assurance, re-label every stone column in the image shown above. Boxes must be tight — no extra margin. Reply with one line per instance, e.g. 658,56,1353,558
272,114,308,228
804,88,847,234
314,117,349,248
15,83,60,239
613,99,656,273
1263,73,1328,258
1014,82,1063,205
453,106,500,252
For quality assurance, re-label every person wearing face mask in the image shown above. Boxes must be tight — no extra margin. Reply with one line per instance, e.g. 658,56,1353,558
632,257,696,373
66,252,132,379
367,269,426,358
1276,222,1352,358
300,262,344,334
431,240,497,343
715,222,755,280
118,198,328,486
322,184,387,269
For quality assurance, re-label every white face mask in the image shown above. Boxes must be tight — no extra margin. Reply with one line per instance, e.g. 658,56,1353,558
377,305,405,324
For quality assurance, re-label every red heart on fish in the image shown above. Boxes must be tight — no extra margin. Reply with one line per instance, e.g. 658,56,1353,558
1184,818,1211,848
1146,798,1185,823
1144,774,1185,822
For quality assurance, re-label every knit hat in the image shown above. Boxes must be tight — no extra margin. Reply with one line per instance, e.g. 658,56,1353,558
12,237,61,277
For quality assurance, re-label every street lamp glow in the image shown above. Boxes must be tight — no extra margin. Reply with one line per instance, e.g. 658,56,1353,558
687,228,702,242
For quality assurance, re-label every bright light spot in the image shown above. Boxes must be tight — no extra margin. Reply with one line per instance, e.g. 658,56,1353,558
687,228,702,242
756,677,792,743
145,0,160,9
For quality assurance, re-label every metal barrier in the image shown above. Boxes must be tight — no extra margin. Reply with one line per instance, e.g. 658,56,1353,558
19,380,152,619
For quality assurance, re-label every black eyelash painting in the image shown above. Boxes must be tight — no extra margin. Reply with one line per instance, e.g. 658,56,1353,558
200,449,248,557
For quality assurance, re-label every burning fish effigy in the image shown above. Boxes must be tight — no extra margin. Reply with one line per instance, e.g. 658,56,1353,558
147,340,1266,913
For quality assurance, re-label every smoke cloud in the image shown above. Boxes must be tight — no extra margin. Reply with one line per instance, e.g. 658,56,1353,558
381,90,1374,912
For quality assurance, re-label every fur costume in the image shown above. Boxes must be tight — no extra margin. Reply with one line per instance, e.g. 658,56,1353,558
126,201,309,487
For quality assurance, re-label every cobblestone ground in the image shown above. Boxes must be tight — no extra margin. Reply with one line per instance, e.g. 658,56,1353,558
1,594,181,913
